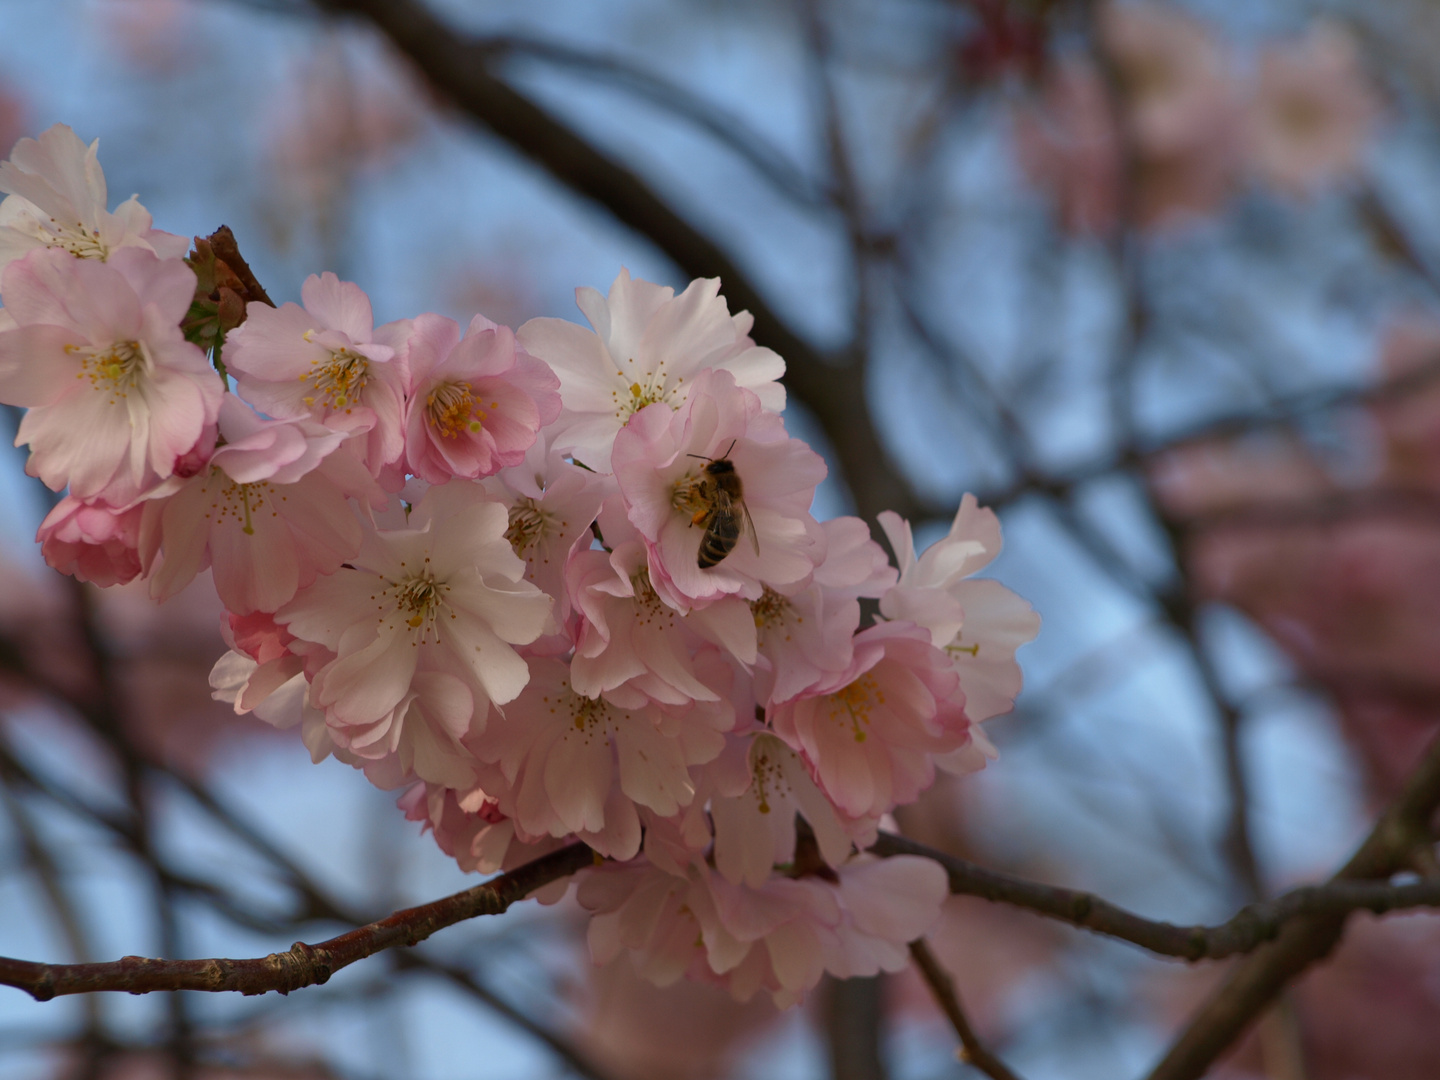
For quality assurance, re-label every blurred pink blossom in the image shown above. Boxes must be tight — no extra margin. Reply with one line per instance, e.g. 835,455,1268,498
1015,3,1245,233
1013,57,1122,235
265,40,429,218
1246,23,1383,197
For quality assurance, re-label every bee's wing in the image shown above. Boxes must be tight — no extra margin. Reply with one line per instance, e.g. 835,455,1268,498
741,500,760,555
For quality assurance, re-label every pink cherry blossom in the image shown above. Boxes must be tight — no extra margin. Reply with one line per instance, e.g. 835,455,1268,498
1098,4,1245,228
209,610,318,732
471,655,732,859
398,782,570,890
36,495,144,587
0,123,186,269
0,247,223,503
1100,3,1241,160
320,658,486,791
517,269,786,471
140,396,376,613
578,851,948,1008
752,515,896,707
400,782,514,874
209,610,325,728
277,480,552,746
402,311,561,483
1013,57,1122,236
579,859,747,993
879,495,1039,723
1246,23,1383,197
568,518,755,708
708,731,861,888
223,272,407,474
706,854,949,1002
480,427,609,629
769,621,972,819
611,368,827,611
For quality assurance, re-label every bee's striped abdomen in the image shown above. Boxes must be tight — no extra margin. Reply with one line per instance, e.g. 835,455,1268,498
697,507,742,568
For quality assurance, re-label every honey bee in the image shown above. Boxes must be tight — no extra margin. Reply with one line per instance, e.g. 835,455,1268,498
687,440,758,569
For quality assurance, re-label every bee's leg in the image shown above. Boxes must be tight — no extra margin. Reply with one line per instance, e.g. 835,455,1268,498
691,509,709,526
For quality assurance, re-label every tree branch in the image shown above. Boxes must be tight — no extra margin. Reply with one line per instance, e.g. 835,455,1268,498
0,842,593,1000
909,939,1025,1080
872,832,1440,962
1143,731,1440,1080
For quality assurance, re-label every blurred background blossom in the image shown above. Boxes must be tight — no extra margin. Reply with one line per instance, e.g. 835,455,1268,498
0,1,1439,1079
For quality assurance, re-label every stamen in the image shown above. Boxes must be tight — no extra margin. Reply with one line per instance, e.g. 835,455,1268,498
426,381,486,438
505,498,551,557
381,570,451,644
303,342,370,412
749,739,790,815
609,359,685,420
671,471,706,516
751,588,795,630
830,673,884,743
199,468,278,538
27,215,108,260
571,694,610,733
68,340,146,401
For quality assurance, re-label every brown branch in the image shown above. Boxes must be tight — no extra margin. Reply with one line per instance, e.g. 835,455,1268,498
872,833,1440,961
0,842,593,1000
909,939,1025,1080
1143,731,1440,1080
313,0,924,524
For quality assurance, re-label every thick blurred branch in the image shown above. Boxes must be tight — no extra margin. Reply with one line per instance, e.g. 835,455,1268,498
872,832,1440,961
0,841,592,1000
313,0,925,523
472,34,832,209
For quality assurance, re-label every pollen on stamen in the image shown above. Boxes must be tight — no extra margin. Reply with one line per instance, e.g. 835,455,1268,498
307,347,370,413
426,381,486,440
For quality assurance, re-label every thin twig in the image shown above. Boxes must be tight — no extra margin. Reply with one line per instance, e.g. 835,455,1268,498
1142,730,1440,1080
872,833,1440,961
909,939,1024,1080
0,842,593,1000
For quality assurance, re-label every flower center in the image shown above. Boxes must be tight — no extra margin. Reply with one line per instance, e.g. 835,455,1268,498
570,693,611,734
751,587,796,630
505,498,551,557
1278,95,1328,140
670,471,707,517
829,672,885,743
377,563,451,642
25,215,109,260
302,340,369,411
609,359,685,420
630,568,676,628
201,468,280,536
749,737,790,815
426,381,488,439
69,339,146,400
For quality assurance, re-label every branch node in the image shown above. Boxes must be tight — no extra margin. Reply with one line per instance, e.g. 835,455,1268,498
31,969,55,1003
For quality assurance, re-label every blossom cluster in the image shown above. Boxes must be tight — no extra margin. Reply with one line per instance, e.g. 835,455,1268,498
1015,6,1383,234
0,124,1039,1007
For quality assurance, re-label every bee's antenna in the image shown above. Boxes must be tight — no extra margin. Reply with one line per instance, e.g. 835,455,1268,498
686,439,739,463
